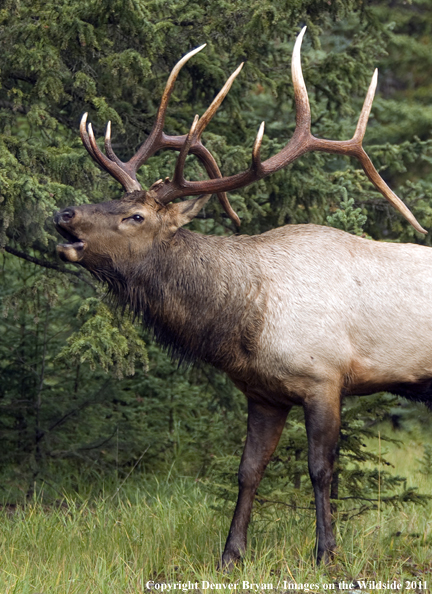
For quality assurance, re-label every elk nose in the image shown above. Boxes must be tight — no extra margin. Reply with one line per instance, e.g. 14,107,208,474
54,207,75,224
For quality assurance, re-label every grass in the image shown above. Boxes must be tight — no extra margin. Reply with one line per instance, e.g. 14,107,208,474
1,438,432,593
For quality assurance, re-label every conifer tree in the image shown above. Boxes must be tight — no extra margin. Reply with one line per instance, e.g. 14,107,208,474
1,0,431,503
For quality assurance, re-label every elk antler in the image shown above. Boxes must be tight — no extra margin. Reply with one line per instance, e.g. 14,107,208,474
148,27,425,234
80,29,426,234
80,45,243,226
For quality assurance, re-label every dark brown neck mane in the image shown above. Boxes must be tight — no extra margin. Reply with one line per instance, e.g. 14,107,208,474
92,229,267,370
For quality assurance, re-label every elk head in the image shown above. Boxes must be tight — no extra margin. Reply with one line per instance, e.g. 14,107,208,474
54,191,212,269
55,27,426,273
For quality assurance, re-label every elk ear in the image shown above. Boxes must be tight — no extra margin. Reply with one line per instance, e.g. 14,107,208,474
171,194,212,228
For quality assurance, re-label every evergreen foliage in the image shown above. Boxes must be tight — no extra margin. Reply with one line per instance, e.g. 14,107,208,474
1,0,432,518
56,298,148,379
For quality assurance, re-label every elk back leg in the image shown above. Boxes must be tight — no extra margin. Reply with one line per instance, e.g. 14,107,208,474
221,399,290,570
304,386,341,563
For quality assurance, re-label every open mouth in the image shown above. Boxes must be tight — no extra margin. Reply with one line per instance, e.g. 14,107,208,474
56,224,83,247
56,224,85,262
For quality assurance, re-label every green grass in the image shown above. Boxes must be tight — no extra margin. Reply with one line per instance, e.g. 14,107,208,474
1,438,432,593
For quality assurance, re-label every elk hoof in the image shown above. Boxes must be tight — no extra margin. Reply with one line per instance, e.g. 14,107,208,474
218,551,241,573
316,544,337,565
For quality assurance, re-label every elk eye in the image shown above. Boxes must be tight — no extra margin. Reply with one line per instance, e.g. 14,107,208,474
131,214,144,222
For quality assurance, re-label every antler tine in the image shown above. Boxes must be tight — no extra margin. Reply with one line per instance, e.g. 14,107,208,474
343,69,427,234
104,121,125,167
128,45,207,170
252,122,265,173
80,113,99,161
189,143,241,227
195,62,244,139
189,62,244,224
353,69,378,142
159,45,207,125
172,115,200,187
87,122,108,170
291,26,311,131
354,149,427,234
86,121,141,193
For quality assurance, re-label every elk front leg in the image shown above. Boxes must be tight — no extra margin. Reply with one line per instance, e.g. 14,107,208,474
221,400,290,570
304,389,341,563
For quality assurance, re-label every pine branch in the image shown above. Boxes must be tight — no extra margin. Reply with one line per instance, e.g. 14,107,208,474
4,246,96,288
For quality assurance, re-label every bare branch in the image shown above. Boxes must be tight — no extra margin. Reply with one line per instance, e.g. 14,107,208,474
4,246,96,288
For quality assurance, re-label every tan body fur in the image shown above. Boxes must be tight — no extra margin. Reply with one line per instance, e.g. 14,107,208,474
241,224,432,401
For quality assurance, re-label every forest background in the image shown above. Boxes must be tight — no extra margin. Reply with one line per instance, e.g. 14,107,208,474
1,0,432,515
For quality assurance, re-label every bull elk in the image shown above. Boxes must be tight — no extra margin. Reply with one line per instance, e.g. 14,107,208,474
55,28,431,566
